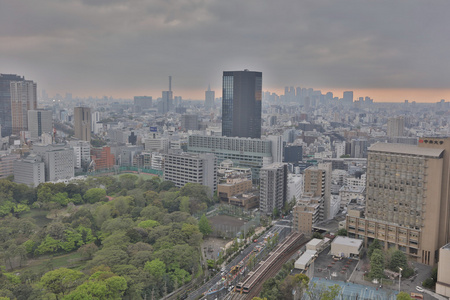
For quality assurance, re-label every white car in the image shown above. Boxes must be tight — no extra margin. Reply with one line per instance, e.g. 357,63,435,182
416,286,424,292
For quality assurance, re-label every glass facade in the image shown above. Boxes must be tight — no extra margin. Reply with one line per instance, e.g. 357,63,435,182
222,70,262,139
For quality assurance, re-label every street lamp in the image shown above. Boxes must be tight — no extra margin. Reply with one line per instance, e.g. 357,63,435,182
398,267,403,292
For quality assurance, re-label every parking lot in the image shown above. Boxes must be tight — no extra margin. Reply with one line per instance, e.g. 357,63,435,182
311,246,358,282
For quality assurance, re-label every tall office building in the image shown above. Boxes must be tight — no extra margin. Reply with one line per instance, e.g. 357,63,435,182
134,96,152,112
343,91,353,105
222,70,262,139
74,107,91,141
346,139,450,265
161,76,173,114
10,80,37,135
0,74,25,137
28,110,52,139
387,116,405,137
260,163,287,215
205,85,215,109
181,114,199,131
69,140,91,170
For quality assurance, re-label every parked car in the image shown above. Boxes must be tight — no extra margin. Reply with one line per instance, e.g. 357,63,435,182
416,286,424,292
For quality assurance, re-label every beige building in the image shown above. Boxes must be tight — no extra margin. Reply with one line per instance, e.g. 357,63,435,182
10,80,37,135
293,195,323,237
436,243,450,297
304,163,332,219
346,139,450,265
217,177,258,209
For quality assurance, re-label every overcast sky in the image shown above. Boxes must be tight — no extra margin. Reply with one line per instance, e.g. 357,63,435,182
1,0,450,102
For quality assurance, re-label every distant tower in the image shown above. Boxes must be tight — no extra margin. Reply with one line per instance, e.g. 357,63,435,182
74,107,91,141
222,70,262,139
0,74,25,137
205,84,215,109
343,91,353,105
161,76,173,114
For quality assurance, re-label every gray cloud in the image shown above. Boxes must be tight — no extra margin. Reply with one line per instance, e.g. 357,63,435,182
1,0,449,99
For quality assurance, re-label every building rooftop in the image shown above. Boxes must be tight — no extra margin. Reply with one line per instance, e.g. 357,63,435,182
307,238,323,247
442,243,450,250
295,249,317,269
332,236,363,248
369,142,444,158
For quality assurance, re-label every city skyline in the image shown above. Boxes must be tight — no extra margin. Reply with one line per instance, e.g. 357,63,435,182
2,1,450,103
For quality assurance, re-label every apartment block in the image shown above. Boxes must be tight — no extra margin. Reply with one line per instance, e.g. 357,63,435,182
163,153,217,195
259,163,287,215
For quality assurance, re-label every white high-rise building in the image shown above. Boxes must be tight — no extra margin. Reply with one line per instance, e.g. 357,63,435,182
91,111,102,134
387,116,405,137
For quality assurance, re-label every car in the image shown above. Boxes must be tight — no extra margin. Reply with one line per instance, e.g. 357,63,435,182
416,286,424,292
253,239,258,242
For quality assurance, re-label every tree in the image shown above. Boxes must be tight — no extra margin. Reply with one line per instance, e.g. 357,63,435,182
40,268,84,299
397,291,412,300
144,259,166,281
138,220,160,229
337,228,348,236
198,214,212,236
369,249,385,280
368,239,382,258
84,188,106,204
272,207,280,218
77,243,99,259
312,232,323,239
179,196,190,214
389,250,407,272
64,271,127,300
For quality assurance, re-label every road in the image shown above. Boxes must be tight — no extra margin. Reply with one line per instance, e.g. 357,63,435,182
188,219,292,300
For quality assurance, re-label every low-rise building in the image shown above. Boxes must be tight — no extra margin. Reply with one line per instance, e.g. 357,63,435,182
330,236,363,259
14,154,45,187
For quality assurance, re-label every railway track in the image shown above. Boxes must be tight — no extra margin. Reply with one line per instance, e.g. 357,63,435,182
229,234,307,300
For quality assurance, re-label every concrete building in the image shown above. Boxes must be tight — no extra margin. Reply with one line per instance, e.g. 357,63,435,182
188,135,274,181
350,139,368,158
222,70,262,139
134,96,152,112
330,236,363,258
74,107,91,141
286,174,303,203
259,163,287,215
181,114,199,131
163,152,217,195
69,140,91,170
339,186,365,208
283,145,303,163
13,154,45,187
205,85,215,109
91,146,115,171
10,80,37,135
0,153,19,179
267,135,283,163
33,144,75,181
145,133,170,154
27,110,52,139
346,140,450,265
304,163,332,220
387,116,405,137
293,195,323,237
436,243,450,298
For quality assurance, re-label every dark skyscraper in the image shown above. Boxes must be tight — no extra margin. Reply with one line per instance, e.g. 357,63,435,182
222,70,262,139
0,74,25,137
